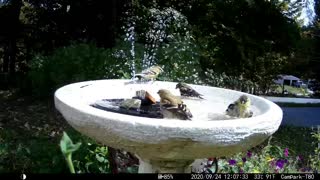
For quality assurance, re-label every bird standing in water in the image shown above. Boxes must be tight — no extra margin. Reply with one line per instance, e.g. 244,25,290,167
226,95,253,118
176,82,204,99
157,89,193,120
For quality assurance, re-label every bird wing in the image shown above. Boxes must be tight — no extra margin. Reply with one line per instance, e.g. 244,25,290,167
140,66,160,75
226,103,239,117
135,67,161,79
162,104,193,120
160,98,172,105
180,86,203,97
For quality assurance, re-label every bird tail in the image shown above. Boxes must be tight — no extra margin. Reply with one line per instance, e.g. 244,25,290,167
134,74,150,81
134,74,144,78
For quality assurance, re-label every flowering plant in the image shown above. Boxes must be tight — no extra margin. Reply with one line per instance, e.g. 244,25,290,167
218,145,310,173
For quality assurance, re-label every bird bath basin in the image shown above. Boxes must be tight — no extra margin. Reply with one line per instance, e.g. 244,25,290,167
54,79,283,173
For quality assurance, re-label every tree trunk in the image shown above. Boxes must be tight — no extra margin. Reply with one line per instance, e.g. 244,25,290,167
5,0,23,77
2,44,9,73
8,39,18,75
109,0,118,48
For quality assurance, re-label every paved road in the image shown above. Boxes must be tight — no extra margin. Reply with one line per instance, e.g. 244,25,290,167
281,107,320,127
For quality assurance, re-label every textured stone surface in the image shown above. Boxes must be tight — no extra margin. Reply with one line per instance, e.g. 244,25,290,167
54,79,283,172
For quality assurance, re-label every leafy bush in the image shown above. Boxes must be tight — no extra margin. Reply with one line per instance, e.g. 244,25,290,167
215,132,318,173
155,32,203,84
73,143,111,173
218,145,305,173
203,69,256,93
60,131,111,173
28,43,130,96
0,132,68,173
309,130,320,172
120,4,204,84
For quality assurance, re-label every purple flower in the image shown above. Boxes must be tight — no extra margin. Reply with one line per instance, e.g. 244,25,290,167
247,151,252,158
284,159,288,163
284,148,289,157
239,169,244,173
299,167,312,172
306,167,312,172
229,159,237,166
276,159,285,169
242,157,247,163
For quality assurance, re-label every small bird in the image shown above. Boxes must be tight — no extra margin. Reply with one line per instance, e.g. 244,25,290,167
134,65,163,81
176,82,204,99
157,89,193,120
226,95,253,118
157,89,183,106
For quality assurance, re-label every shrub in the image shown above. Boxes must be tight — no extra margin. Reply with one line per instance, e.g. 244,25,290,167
60,131,111,173
28,43,130,96
120,5,204,84
217,145,309,173
309,129,320,172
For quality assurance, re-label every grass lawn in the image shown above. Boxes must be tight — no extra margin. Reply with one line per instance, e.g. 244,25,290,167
0,90,317,173
268,125,316,159
274,85,309,96
0,90,109,173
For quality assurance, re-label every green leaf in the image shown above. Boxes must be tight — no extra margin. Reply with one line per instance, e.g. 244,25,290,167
96,154,105,163
60,132,71,155
60,132,82,156
85,162,94,172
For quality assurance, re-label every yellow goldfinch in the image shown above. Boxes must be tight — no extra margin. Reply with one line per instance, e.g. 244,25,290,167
134,65,163,81
176,82,204,99
226,95,253,118
157,89,193,120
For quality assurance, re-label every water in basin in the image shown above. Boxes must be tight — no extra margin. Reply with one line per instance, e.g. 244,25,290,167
88,80,261,122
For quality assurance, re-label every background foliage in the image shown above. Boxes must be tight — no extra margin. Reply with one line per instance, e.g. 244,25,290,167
28,43,130,96
1,0,319,95
1,0,320,174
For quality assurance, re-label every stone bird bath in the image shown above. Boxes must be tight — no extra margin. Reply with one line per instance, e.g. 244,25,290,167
54,79,283,173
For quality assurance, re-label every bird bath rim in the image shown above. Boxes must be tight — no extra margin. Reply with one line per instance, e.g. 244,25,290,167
54,79,283,173
54,79,282,129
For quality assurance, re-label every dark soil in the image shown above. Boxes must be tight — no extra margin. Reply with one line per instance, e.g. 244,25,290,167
0,90,138,173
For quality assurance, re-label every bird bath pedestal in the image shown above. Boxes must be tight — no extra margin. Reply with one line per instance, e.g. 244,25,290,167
54,79,283,173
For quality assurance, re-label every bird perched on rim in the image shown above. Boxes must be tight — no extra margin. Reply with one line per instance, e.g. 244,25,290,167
176,82,204,99
134,65,163,81
226,95,253,118
157,89,193,120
